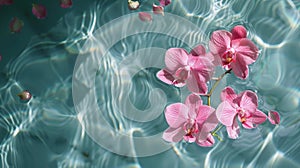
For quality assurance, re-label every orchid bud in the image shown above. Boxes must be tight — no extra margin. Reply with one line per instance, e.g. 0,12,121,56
17,90,32,101
128,0,139,10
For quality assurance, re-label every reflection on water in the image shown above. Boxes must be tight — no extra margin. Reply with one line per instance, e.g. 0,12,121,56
0,0,300,167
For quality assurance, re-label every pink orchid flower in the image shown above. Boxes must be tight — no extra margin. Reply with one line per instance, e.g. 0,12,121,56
163,94,218,147
60,0,72,8
268,111,280,125
9,17,24,33
32,4,47,19
209,25,259,79
0,0,13,5
159,0,171,6
216,87,267,139
156,45,214,95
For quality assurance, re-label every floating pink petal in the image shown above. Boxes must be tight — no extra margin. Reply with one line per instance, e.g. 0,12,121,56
17,90,32,101
138,12,152,22
9,17,24,33
0,0,13,5
32,4,47,19
0,55,2,61
159,0,171,6
268,111,280,125
128,0,139,10
60,0,72,8
153,4,164,15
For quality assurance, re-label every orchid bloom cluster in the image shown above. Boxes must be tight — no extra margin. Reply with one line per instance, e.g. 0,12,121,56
157,25,280,147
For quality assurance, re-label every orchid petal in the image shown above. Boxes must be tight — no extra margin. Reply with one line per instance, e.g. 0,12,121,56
186,71,208,95
32,4,47,19
159,0,171,6
153,4,164,15
185,94,202,118
238,90,258,112
198,110,218,142
156,69,174,85
190,45,206,56
162,127,185,142
209,30,232,55
9,17,24,33
231,56,249,79
60,0,72,8
231,25,247,40
268,111,280,125
197,133,215,147
251,109,267,125
196,105,215,125
226,118,240,139
183,134,196,143
164,48,188,73
234,38,259,65
216,101,237,126
241,119,254,129
165,103,188,128
220,86,237,102
138,12,152,22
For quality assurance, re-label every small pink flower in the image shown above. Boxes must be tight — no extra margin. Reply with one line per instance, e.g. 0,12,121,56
17,90,32,101
216,87,267,139
159,0,171,6
209,25,259,79
138,12,152,22
32,4,47,19
0,0,13,5
128,0,139,10
153,4,164,15
156,45,214,95
268,111,280,125
163,94,218,147
60,0,72,8
9,17,24,33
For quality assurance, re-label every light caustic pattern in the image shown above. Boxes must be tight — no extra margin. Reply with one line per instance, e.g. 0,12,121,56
0,0,300,167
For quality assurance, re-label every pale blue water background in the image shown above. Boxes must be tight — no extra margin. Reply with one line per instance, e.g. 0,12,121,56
0,0,300,167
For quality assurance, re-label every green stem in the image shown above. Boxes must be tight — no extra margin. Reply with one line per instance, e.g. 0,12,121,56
211,124,224,142
207,69,232,106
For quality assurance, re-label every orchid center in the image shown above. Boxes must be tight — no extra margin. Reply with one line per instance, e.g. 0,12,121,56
183,120,199,142
222,48,236,65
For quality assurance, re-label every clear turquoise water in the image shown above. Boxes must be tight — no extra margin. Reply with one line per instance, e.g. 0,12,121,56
0,0,300,167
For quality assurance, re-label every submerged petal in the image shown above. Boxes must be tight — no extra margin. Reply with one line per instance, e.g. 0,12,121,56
138,12,152,22
162,127,185,142
231,25,247,40
32,4,47,19
165,103,188,128
153,4,164,15
60,0,72,8
9,17,24,33
268,111,280,125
